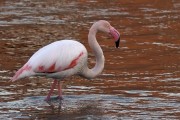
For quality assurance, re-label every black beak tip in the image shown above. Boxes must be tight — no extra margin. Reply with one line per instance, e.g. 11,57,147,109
115,37,120,48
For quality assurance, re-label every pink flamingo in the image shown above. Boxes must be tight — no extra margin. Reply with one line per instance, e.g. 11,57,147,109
11,20,120,106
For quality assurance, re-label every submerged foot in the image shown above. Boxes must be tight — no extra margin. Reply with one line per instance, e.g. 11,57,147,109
44,96,63,109
44,98,55,108
57,96,63,109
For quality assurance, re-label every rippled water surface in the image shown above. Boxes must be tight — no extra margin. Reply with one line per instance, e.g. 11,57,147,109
0,0,180,119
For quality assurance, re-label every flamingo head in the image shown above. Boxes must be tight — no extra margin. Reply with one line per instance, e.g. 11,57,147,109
96,20,120,48
109,26,120,48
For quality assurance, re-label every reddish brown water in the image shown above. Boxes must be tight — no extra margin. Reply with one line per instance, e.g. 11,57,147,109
0,0,180,119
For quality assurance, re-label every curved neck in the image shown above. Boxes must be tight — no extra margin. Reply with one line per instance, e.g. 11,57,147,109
81,25,105,79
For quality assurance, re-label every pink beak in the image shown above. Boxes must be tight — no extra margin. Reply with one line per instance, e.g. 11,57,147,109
110,27,120,48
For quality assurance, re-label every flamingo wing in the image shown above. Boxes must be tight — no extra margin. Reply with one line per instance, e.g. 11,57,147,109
12,40,87,81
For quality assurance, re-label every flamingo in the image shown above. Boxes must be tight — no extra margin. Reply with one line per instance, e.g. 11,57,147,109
10,20,120,107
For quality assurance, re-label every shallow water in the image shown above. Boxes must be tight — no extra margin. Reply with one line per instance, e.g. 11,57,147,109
0,0,180,119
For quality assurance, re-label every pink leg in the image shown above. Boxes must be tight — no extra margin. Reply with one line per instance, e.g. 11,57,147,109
58,81,63,100
45,80,58,101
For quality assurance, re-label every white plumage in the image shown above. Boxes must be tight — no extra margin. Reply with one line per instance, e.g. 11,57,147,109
12,40,87,80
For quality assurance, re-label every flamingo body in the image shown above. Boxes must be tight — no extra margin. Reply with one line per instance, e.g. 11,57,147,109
12,40,87,81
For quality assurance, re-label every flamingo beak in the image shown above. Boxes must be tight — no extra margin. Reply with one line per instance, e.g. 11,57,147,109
115,36,120,48
109,27,120,48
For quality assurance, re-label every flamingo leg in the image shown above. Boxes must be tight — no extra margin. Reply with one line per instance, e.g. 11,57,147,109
58,81,63,100
45,80,58,101
57,81,63,109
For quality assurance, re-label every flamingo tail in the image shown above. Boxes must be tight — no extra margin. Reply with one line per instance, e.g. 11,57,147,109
11,64,34,82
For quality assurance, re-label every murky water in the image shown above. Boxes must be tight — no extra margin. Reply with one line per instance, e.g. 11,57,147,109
0,0,180,119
